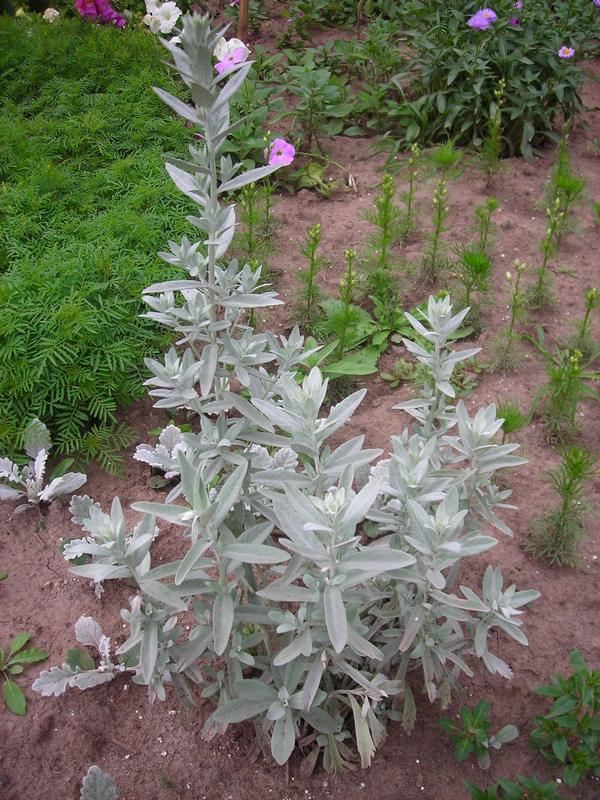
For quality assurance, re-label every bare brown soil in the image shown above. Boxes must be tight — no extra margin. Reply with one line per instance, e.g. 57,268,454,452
1,35,600,800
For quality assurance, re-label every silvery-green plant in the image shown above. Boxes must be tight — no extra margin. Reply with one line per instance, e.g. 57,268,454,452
32,616,123,697
33,13,539,774
0,418,87,513
133,422,190,478
80,765,119,800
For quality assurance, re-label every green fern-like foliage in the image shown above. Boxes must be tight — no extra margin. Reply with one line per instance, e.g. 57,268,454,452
0,17,192,469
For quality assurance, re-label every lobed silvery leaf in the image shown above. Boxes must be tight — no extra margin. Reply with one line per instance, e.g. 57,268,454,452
80,766,119,800
1,422,87,508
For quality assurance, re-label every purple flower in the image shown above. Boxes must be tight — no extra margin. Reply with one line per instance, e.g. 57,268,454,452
558,46,575,58
594,0,600,7
467,8,498,30
514,0,523,8
266,138,295,167
509,16,520,25
215,47,247,74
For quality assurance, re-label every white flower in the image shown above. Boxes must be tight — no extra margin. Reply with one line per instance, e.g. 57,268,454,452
213,36,250,62
42,7,59,22
143,1,182,35
143,13,162,32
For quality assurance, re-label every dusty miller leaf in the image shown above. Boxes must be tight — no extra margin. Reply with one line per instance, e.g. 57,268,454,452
81,765,119,800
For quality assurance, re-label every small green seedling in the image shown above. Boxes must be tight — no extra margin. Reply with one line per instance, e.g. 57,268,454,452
431,140,464,176
489,261,527,373
567,287,599,363
454,248,493,333
441,699,518,769
474,196,500,256
496,399,528,443
481,80,506,186
421,177,449,283
380,358,421,388
527,325,600,443
1,633,48,715
525,447,596,566
530,650,600,786
295,223,327,334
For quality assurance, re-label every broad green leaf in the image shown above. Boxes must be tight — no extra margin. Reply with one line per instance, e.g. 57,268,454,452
67,648,96,672
551,736,568,762
12,648,49,665
4,680,26,715
10,632,32,655
455,737,473,761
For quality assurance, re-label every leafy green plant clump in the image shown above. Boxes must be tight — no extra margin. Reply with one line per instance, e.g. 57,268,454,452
1,632,48,715
530,650,600,787
441,699,518,769
0,17,190,469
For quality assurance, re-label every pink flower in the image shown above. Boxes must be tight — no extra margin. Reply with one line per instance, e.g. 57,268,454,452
73,0,125,25
266,138,295,167
74,0,97,18
558,46,575,59
215,47,247,74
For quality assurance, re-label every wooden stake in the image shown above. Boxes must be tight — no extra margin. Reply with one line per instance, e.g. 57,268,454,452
237,0,249,41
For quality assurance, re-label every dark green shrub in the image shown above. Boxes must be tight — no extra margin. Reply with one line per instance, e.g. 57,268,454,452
392,0,597,157
530,650,600,787
466,775,565,799
0,18,191,469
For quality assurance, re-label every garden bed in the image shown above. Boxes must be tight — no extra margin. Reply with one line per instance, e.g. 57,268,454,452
1,10,600,800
